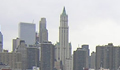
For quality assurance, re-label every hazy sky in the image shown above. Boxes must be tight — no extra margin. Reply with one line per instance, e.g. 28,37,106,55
1,0,120,53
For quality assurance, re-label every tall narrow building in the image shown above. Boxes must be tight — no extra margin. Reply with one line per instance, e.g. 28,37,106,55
41,42,55,70
0,29,3,52
73,48,87,70
39,18,48,43
59,7,71,65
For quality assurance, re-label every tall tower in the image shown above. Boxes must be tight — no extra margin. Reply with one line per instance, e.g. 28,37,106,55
59,7,71,65
39,18,48,43
0,28,3,52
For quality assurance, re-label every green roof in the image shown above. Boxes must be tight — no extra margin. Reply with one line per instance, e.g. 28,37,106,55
62,7,66,15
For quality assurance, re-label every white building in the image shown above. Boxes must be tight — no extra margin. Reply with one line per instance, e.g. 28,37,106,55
12,38,20,52
19,22,35,46
65,56,73,70
39,18,48,43
55,7,72,66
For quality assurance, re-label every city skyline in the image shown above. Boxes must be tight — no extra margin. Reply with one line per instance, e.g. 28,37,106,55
1,0,120,53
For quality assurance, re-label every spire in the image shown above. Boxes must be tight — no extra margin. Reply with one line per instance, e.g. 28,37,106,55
62,7,66,15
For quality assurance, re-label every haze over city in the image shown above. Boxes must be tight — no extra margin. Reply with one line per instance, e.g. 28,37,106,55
1,0,120,52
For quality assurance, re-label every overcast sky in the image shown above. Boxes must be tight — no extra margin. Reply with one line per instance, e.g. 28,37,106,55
1,0,120,53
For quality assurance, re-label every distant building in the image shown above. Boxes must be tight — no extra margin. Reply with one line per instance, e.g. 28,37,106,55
18,22,36,46
39,18,48,43
90,51,96,69
0,30,3,52
35,32,39,43
12,38,20,52
82,45,90,68
27,47,39,69
55,7,72,68
0,51,22,70
65,56,73,70
16,40,27,70
73,48,87,70
40,42,55,70
96,43,120,70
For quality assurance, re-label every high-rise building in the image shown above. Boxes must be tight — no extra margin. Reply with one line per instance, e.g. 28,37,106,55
12,38,20,52
39,18,48,43
0,30,3,52
27,47,39,69
73,48,87,70
40,42,55,70
18,22,36,46
82,45,90,68
90,51,96,69
16,40,27,70
55,7,72,67
96,43,120,70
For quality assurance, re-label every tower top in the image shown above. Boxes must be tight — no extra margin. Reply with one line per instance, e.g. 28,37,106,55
62,7,66,15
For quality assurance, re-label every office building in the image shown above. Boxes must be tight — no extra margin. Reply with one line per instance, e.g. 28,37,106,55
96,43,120,70
0,51,22,70
73,48,87,70
27,47,39,69
12,38,20,52
90,51,96,69
16,40,27,70
65,56,73,70
18,22,35,46
82,45,90,68
0,30,3,52
39,18,48,43
40,42,55,70
55,7,72,66
35,32,39,43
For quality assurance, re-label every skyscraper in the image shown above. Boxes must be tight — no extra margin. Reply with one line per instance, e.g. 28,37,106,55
40,42,55,70
19,22,36,46
96,43,120,70
16,40,27,70
59,7,71,65
39,18,48,43
73,48,87,70
90,51,96,69
82,45,90,68
0,30,3,52
27,47,39,69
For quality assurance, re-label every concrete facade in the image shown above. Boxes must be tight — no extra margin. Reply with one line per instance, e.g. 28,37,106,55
65,56,73,70
40,42,55,70
90,52,96,69
12,38,20,52
39,18,48,43
96,43,120,70
0,52,22,70
73,48,87,70
16,40,27,70
82,45,90,68
27,47,39,69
